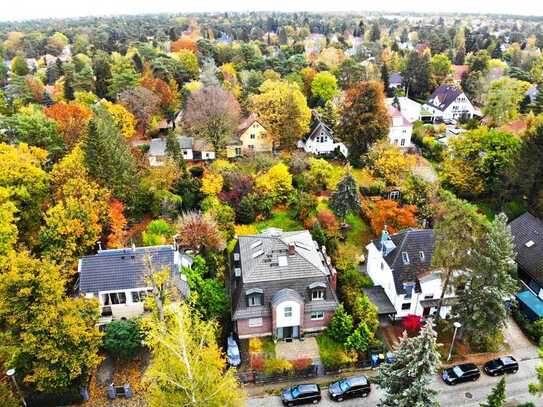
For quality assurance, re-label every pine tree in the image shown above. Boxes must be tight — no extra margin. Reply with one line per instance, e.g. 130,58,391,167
329,172,361,218
381,63,390,95
378,322,440,407
453,213,517,351
481,377,506,407
533,87,543,114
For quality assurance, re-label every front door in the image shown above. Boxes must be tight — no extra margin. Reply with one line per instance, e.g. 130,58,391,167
283,326,293,339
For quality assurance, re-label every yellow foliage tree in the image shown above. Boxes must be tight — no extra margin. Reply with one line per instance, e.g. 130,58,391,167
366,140,416,186
201,172,224,196
100,100,137,139
255,163,293,201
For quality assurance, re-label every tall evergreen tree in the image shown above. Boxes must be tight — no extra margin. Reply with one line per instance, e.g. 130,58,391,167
381,63,390,96
93,51,112,99
329,172,361,218
378,322,440,407
401,51,431,99
83,106,139,208
453,213,517,350
481,377,506,407
533,87,543,114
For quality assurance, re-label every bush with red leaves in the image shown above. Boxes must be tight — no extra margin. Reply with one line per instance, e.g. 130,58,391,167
402,314,422,332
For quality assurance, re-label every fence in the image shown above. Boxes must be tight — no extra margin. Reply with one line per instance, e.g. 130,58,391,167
23,387,85,407
237,365,319,385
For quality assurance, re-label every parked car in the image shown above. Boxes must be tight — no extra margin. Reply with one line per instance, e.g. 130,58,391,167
483,356,519,376
328,375,370,402
442,363,480,385
226,335,241,368
281,383,321,406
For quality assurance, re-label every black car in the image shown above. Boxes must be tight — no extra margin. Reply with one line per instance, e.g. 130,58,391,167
483,356,519,376
281,383,321,406
328,375,371,402
442,363,480,385
226,335,241,368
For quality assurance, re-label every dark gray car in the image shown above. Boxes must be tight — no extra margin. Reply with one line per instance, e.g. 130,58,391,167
328,376,370,401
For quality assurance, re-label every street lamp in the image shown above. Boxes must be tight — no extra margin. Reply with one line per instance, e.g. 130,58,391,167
6,368,27,407
447,321,462,362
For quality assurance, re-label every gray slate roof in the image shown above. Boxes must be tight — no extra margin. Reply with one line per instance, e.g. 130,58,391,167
509,212,543,284
305,110,335,142
425,85,463,111
363,286,396,315
79,245,189,297
149,136,193,157
372,229,435,295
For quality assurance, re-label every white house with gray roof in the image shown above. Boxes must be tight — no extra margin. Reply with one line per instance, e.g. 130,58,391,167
230,228,339,340
422,85,477,122
365,228,456,320
148,136,194,166
78,245,191,325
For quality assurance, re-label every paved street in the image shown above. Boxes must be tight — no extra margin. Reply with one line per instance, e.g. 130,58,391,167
246,358,541,407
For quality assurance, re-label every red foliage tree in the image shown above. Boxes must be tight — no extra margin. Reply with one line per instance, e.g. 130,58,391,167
317,209,339,233
177,211,226,253
171,38,197,53
402,314,422,332
107,199,127,249
140,73,177,112
44,102,92,149
250,355,264,372
365,199,418,235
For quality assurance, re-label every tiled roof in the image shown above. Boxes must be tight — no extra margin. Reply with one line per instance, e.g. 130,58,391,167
372,229,435,295
79,245,189,298
509,212,543,285
238,228,329,284
425,85,463,112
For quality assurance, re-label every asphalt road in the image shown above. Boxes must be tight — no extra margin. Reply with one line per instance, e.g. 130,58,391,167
246,358,542,407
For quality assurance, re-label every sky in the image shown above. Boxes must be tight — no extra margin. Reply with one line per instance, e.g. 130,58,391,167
1,0,542,22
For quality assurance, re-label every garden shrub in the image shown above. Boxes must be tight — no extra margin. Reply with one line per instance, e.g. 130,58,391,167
402,314,423,332
291,358,312,371
328,304,354,344
249,337,263,354
250,355,265,372
189,166,204,177
316,334,358,370
263,358,293,375
102,319,143,360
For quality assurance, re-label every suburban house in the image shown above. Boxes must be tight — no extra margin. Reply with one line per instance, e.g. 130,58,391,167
509,212,543,320
298,110,348,157
365,228,455,320
230,228,339,340
78,245,192,325
423,85,477,122
148,136,194,166
386,96,422,123
226,113,274,158
386,103,413,149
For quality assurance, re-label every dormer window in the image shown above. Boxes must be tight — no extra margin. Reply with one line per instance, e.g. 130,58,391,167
403,282,415,299
402,252,410,265
246,288,263,307
526,240,535,248
308,282,327,301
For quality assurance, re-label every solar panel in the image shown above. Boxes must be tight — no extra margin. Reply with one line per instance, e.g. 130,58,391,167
252,249,264,258
250,240,263,249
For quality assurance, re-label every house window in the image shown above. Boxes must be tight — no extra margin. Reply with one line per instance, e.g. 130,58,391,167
311,311,324,320
250,133,256,139
102,292,127,305
235,148,241,155
284,307,293,318
419,251,425,261
402,252,410,265
400,139,405,146
380,261,384,270
389,190,400,200
311,289,325,301
401,303,411,310
403,283,415,299
393,139,398,145
183,150,188,155
424,293,434,299
248,294,262,307
131,290,151,303
248,317,263,327
248,145,255,150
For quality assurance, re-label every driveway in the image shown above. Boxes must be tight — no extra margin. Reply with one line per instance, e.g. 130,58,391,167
503,316,539,360
275,337,320,361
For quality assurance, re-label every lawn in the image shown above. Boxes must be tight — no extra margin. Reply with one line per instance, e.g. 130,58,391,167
254,207,304,232
316,333,357,370
344,213,373,248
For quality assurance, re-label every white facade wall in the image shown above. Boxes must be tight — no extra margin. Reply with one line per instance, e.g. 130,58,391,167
275,300,302,328
388,124,413,148
304,131,337,155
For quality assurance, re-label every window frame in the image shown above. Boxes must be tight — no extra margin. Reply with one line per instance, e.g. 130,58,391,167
284,306,293,318
311,289,325,301
310,311,324,320
248,317,263,327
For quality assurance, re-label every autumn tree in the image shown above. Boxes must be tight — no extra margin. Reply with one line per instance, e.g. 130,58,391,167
107,199,127,249
183,86,241,153
329,172,361,218
100,100,137,139
171,37,198,53
255,162,293,203
0,252,102,392
311,71,339,104
401,51,432,99
249,79,311,148
144,303,245,407
430,54,453,87
177,211,226,254
44,101,92,149
484,78,531,126
118,86,161,135
367,140,416,186
108,54,139,99
337,81,389,167
0,187,18,256
364,199,418,235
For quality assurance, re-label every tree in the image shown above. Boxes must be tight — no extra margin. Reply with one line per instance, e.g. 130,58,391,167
430,54,453,87
381,63,390,94
0,187,18,256
311,71,338,104
337,80,389,167
329,173,361,218
108,54,139,99
171,50,200,81
143,219,175,246
378,322,440,407
336,59,367,90
401,51,431,99
171,38,198,53
11,55,29,76
144,303,245,407
83,106,139,208
0,252,102,392
484,78,531,126
453,213,517,351
249,80,311,148
481,377,506,407
93,50,112,99
46,32,68,55
118,86,161,134
328,304,354,344
102,319,143,360
100,100,137,139
107,199,127,249
183,86,241,154
345,323,373,353
177,211,226,253
255,163,293,203
44,101,92,149
364,199,418,235
367,140,416,186
432,191,487,318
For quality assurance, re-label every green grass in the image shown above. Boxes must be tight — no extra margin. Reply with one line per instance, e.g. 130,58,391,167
316,334,357,369
260,336,276,358
255,208,304,232
344,213,372,247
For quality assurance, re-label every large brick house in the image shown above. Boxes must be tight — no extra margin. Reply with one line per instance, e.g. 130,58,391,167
230,228,339,340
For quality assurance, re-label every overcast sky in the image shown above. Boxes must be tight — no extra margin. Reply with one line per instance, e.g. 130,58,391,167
2,0,542,22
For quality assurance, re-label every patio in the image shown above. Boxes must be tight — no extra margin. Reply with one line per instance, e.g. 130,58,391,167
275,337,320,361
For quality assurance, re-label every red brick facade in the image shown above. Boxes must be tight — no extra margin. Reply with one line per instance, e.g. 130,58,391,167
236,316,273,339
303,310,333,333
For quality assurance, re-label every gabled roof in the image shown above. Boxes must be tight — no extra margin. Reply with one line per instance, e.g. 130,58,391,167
509,212,543,284
79,245,189,298
149,136,193,157
387,104,412,127
305,110,335,142
238,228,329,284
425,85,464,112
237,112,260,134
371,229,435,295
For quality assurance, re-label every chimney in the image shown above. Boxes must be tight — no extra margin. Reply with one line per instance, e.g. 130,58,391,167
97,240,102,252
132,243,136,253
288,244,295,256
329,268,337,291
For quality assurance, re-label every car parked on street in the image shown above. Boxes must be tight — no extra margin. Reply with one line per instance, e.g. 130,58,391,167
281,383,321,406
226,335,241,368
483,356,519,376
328,375,371,402
442,363,481,385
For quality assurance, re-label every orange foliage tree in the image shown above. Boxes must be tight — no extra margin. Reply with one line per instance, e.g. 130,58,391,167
171,38,197,53
140,73,179,113
107,199,127,249
364,199,418,235
44,102,92,149
316,209,339,233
